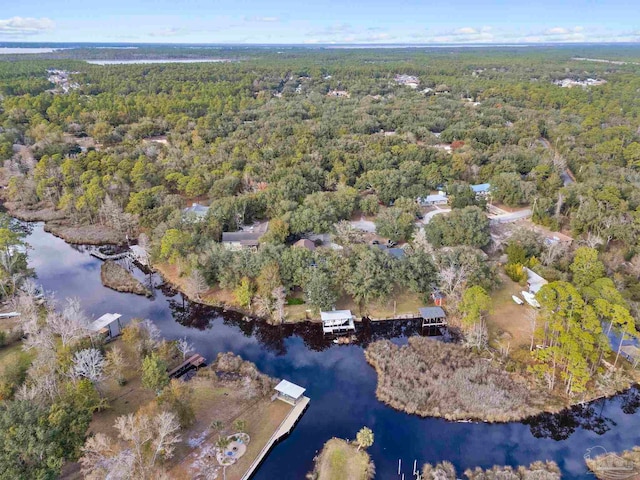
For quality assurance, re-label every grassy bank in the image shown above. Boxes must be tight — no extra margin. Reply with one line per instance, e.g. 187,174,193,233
100,261,151,297
2,200,126,245
309,438,374,480
585,446,640,479
364,337,554,422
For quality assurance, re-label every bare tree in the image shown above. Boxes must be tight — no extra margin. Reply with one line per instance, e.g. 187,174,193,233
271,286,287,324
176,337,194,360
82,411,180,480
48,297,91,345
105,345,127,384
185,269,208,301
72,348,106,384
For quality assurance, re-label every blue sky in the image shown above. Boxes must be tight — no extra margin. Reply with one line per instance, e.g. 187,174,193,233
1,0,639,44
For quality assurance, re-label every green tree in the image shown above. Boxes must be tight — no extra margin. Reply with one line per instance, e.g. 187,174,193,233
0,400,90,479
344,246,396,313
375,207,415,242
570,247,605,288
141,353,169,394
360,195,380,215
459,286,492,331
304,269,338,312
234,277,255,308
426,206,490,248
160,229,191,263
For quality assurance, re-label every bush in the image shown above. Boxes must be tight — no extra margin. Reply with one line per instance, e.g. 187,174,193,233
505,262,527,283
286,297,304,305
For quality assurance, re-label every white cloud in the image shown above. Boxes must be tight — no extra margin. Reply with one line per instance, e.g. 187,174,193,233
0,17,54,36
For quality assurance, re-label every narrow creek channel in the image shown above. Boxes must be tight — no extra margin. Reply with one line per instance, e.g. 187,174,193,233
21,221,640,479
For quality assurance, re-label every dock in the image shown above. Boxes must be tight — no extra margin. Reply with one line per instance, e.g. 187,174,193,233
240,396,310,480
168,353,206,379
89,249,130,261
368,313,420,322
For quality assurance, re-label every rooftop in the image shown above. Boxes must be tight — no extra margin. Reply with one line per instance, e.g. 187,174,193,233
418,306,446,320
222,231,264,243
89,313,122,332
275,379,306,400
293,239,316,251
320,310,354,323
183,202,209,216
471,183,491,193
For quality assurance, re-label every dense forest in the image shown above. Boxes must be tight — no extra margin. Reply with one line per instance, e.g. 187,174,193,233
1,46,640,398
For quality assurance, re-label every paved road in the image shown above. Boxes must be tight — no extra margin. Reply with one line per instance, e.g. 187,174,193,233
421,208,451,225
489,208,532,225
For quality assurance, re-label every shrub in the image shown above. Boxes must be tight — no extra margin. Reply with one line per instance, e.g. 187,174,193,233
505,262,527,283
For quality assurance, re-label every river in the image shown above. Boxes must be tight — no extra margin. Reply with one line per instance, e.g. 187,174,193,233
22,222,640,479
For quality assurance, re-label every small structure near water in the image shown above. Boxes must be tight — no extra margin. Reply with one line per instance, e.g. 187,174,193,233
168,353,206,380
418,307,447,328
88,313,123,341
320,310,356,335
274,379,306,405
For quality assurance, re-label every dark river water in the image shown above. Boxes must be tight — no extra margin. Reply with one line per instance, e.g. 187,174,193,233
22,222,640,479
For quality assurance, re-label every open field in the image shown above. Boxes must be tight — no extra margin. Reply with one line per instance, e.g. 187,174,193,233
486,273,533,351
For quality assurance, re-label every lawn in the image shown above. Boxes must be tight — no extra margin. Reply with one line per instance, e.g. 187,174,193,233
316,438,372,480
486,272,534,351
336,289,425,319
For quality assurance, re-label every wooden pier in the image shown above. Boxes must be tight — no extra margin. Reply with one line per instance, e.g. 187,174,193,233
240,396,310,480
89,249,130,261
168,353,206,379
368,313,421,322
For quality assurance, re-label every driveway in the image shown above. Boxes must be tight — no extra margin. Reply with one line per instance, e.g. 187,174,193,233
350,218,376,233
421,208,451,225
489,208,532,225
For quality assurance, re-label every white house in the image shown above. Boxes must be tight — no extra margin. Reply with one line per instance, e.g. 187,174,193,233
419,194,448,206
320,310,356,335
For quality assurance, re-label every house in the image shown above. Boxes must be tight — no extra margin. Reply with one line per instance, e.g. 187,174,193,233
418,194,448,206
525,267,547,294
327,90,350,98
89,313,123,341
274,379,306,405
418,307,447,328
320,310,356,335
471,183,491,198
183,203,209,221
221,231,263,251
293,239,316,251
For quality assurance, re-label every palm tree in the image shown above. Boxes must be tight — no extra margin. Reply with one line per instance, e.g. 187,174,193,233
356,427,374,451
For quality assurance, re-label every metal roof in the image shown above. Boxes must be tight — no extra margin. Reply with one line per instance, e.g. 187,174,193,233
183,203,209,216
89,313,122,332
222,231,264,243
418,307,446,320
525,267,548,294
275,379,306,399
424,194,448,203
471,183,491,193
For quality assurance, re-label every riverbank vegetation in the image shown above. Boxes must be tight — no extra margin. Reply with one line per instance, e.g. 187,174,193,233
0,269,291,479
421,460,561,479
100,260,152,296
364,337,554,421
308,429,375,480
585,446,640,479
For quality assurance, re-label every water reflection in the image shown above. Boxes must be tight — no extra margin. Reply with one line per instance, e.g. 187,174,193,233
19,221,640,480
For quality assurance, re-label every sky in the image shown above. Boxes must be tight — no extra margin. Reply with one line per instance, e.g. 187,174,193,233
1,0,639,45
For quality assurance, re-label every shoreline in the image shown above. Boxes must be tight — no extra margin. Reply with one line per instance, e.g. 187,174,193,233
8,208,640,426
366,354,636,423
